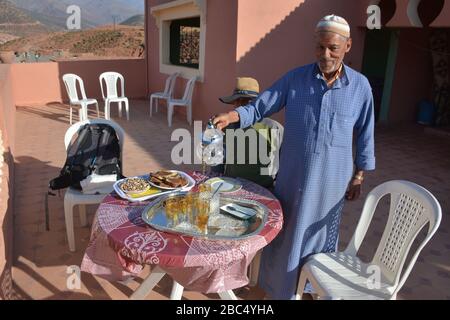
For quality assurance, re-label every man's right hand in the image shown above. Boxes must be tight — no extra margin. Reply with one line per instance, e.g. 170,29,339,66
212,111,240,131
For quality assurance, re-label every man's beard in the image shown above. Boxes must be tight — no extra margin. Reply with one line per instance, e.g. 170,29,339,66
319,59,338,74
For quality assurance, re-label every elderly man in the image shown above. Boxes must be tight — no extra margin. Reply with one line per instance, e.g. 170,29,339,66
213,15,376,300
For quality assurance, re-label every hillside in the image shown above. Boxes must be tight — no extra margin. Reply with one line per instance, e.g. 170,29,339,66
0,0,54,37
0,0,145,57
9,0,145,28
121,15,145,27
0,32,18,45
0,25,145,59
0,0,35,24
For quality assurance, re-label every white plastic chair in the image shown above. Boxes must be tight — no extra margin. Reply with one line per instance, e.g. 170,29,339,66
149,72,179,117
167,76,197,127
296,180,442,300
248,118,284,286
100,72,130,121
62,74,100,124
63,119,125,252
260,118,284,179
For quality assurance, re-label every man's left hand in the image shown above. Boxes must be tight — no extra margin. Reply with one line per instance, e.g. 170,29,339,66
346,179,362,201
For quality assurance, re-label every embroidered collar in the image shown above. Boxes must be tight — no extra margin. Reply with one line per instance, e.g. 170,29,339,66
315,63,350,88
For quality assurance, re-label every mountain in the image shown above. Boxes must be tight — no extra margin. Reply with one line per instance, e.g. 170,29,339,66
120,14,145,27
9,0,145,29
0,0,145,39
8,0,69,26
0,0,36,24
0,0,54,37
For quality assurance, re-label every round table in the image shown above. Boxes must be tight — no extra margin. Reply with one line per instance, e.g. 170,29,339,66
81,171,283,296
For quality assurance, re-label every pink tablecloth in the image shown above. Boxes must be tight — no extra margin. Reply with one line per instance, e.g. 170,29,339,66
81,172,283,294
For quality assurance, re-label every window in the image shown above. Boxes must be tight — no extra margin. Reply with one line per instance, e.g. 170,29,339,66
151,0,206,81
170,18,200,69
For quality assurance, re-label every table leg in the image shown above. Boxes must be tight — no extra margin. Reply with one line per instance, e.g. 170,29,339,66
130,266,166,300
218,290,238,300
249,250,262,287
170,281,184,300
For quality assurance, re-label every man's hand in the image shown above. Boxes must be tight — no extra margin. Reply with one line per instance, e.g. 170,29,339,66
212,111,240,131
345,178,362,201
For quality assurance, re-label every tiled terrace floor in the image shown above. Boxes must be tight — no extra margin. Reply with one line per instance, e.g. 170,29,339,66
10,100,450,300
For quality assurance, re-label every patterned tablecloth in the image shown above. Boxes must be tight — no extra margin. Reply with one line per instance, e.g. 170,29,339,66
81,172,283,294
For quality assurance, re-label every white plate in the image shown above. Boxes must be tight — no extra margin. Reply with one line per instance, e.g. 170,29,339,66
205,177,242,193
148,170,191,190
118,178,151,195
114,174,196,202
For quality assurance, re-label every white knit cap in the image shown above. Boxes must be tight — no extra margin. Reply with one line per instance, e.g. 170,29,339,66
316,14,351,38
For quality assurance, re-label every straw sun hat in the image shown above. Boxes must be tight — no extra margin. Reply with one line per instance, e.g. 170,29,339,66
219,77,260,104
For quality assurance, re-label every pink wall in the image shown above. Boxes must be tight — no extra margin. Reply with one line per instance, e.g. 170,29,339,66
0,66,15,153
11,62,61,105
386,0,449,27
236,0,369,83
236,0,307,62
388,29,435,124
431,0,450,27
197,0,238,121
12,58,148,106
386,0,411,27
0,64,15,299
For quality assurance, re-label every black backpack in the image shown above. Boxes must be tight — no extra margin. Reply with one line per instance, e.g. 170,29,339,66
49,123,122,191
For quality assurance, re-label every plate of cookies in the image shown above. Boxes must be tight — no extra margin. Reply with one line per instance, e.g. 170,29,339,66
149,170,190,190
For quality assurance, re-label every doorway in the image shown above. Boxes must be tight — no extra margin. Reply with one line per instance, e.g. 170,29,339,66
361,29,394,124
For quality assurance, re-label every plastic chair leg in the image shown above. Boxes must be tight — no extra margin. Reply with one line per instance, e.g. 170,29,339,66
82,104,88,121
79,204,88,227
69,105,73,125
78,109,84,122
170,281,184,300
168,104,174,127
64,197,76,252
104,102,110,120
149,97,153,117
125,100,130,121
118,101,123,118
295,270,308,300
95,102,100,118
187,104,192,126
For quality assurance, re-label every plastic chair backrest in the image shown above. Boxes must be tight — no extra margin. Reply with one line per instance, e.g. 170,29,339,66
345,180,441,294
260,118,284,178
64,119,125,164
164,72,179,98
181,77,197,102
63,74,88,103
100,72,125,100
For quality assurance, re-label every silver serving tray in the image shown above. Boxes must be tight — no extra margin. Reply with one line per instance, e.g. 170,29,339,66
141,193,269,240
